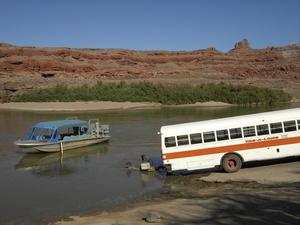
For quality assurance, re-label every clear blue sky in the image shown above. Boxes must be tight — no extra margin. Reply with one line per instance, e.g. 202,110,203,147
1,0,299,52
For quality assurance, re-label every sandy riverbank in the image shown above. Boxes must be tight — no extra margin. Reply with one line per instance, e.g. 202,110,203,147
0,101,232,112
50,159,300,225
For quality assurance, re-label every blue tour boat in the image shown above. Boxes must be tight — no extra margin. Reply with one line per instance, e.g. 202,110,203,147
14,117,110,153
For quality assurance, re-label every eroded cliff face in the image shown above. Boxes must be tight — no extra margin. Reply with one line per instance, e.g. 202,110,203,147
0,39,299,99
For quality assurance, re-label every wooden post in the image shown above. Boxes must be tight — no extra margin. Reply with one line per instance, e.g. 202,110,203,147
60,141,63,154
60,141,64,164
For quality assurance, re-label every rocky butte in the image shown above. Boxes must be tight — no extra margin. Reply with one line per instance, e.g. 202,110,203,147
0,39,299,101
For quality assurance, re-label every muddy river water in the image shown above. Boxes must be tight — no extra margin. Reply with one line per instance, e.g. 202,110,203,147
0,103,299,224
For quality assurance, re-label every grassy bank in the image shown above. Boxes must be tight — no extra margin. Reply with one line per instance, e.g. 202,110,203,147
11,81,291,105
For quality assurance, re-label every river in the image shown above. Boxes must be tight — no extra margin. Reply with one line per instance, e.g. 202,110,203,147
0,103,299,225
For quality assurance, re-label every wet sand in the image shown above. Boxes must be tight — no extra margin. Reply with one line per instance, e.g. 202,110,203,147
0,101,231,112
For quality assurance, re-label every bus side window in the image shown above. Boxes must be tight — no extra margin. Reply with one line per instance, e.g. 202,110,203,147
216,129,229,141
270,122,283,134
256,124,269,136
203,131,215,143
284,120,297,132
190,133,202,144
243,126,256,137
165,136,176,147
229,128,242,139
297,120,300,130
177,135,189,146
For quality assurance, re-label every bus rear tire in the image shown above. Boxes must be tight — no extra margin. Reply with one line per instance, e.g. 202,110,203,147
222,154,242,173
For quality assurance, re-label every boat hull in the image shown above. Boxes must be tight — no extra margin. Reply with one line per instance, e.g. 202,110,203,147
14,137,110,153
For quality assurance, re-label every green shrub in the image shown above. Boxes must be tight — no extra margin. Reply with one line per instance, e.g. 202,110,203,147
11,81,291,105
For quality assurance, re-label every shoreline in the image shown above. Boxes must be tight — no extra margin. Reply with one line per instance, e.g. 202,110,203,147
51,159,300,225
0,101,232,112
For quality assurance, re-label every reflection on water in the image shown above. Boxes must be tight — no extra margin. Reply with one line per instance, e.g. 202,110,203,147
15,143,109,176
0,103,299,225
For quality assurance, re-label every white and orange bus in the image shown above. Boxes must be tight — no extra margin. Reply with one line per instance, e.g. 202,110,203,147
159,108,300,174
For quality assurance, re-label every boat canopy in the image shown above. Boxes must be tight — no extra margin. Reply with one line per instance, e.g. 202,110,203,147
32,119,88,129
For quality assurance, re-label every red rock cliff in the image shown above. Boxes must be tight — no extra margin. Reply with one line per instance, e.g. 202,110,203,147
0,39,299,98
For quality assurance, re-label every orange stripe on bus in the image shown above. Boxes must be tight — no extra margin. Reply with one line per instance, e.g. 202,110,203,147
163,136,300,160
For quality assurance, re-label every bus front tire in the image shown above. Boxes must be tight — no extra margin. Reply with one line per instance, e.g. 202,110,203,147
222,154,242,173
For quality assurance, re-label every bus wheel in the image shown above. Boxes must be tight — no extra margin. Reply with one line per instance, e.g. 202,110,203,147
222,154,242,173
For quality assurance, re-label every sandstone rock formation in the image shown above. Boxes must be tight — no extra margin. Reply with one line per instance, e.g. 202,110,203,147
0,39,299,100
232,39,251,51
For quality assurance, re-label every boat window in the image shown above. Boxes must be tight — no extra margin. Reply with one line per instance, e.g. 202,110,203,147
190,133,202,144
229,128,242,139
26,127,35,140
216,129,229,141
72,127,79,135
243,126,256,137
177,135,189,146
165,136,176,148
256,124,269,136
203,131,215,143
60,127,77,137
33,128,55,141
30,127,42,140
270,122,283,134
284,120,297,132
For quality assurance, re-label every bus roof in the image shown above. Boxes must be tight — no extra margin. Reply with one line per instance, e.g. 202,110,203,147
160,108,300,136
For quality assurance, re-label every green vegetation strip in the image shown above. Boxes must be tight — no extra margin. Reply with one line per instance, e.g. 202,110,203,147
10,81,291,105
